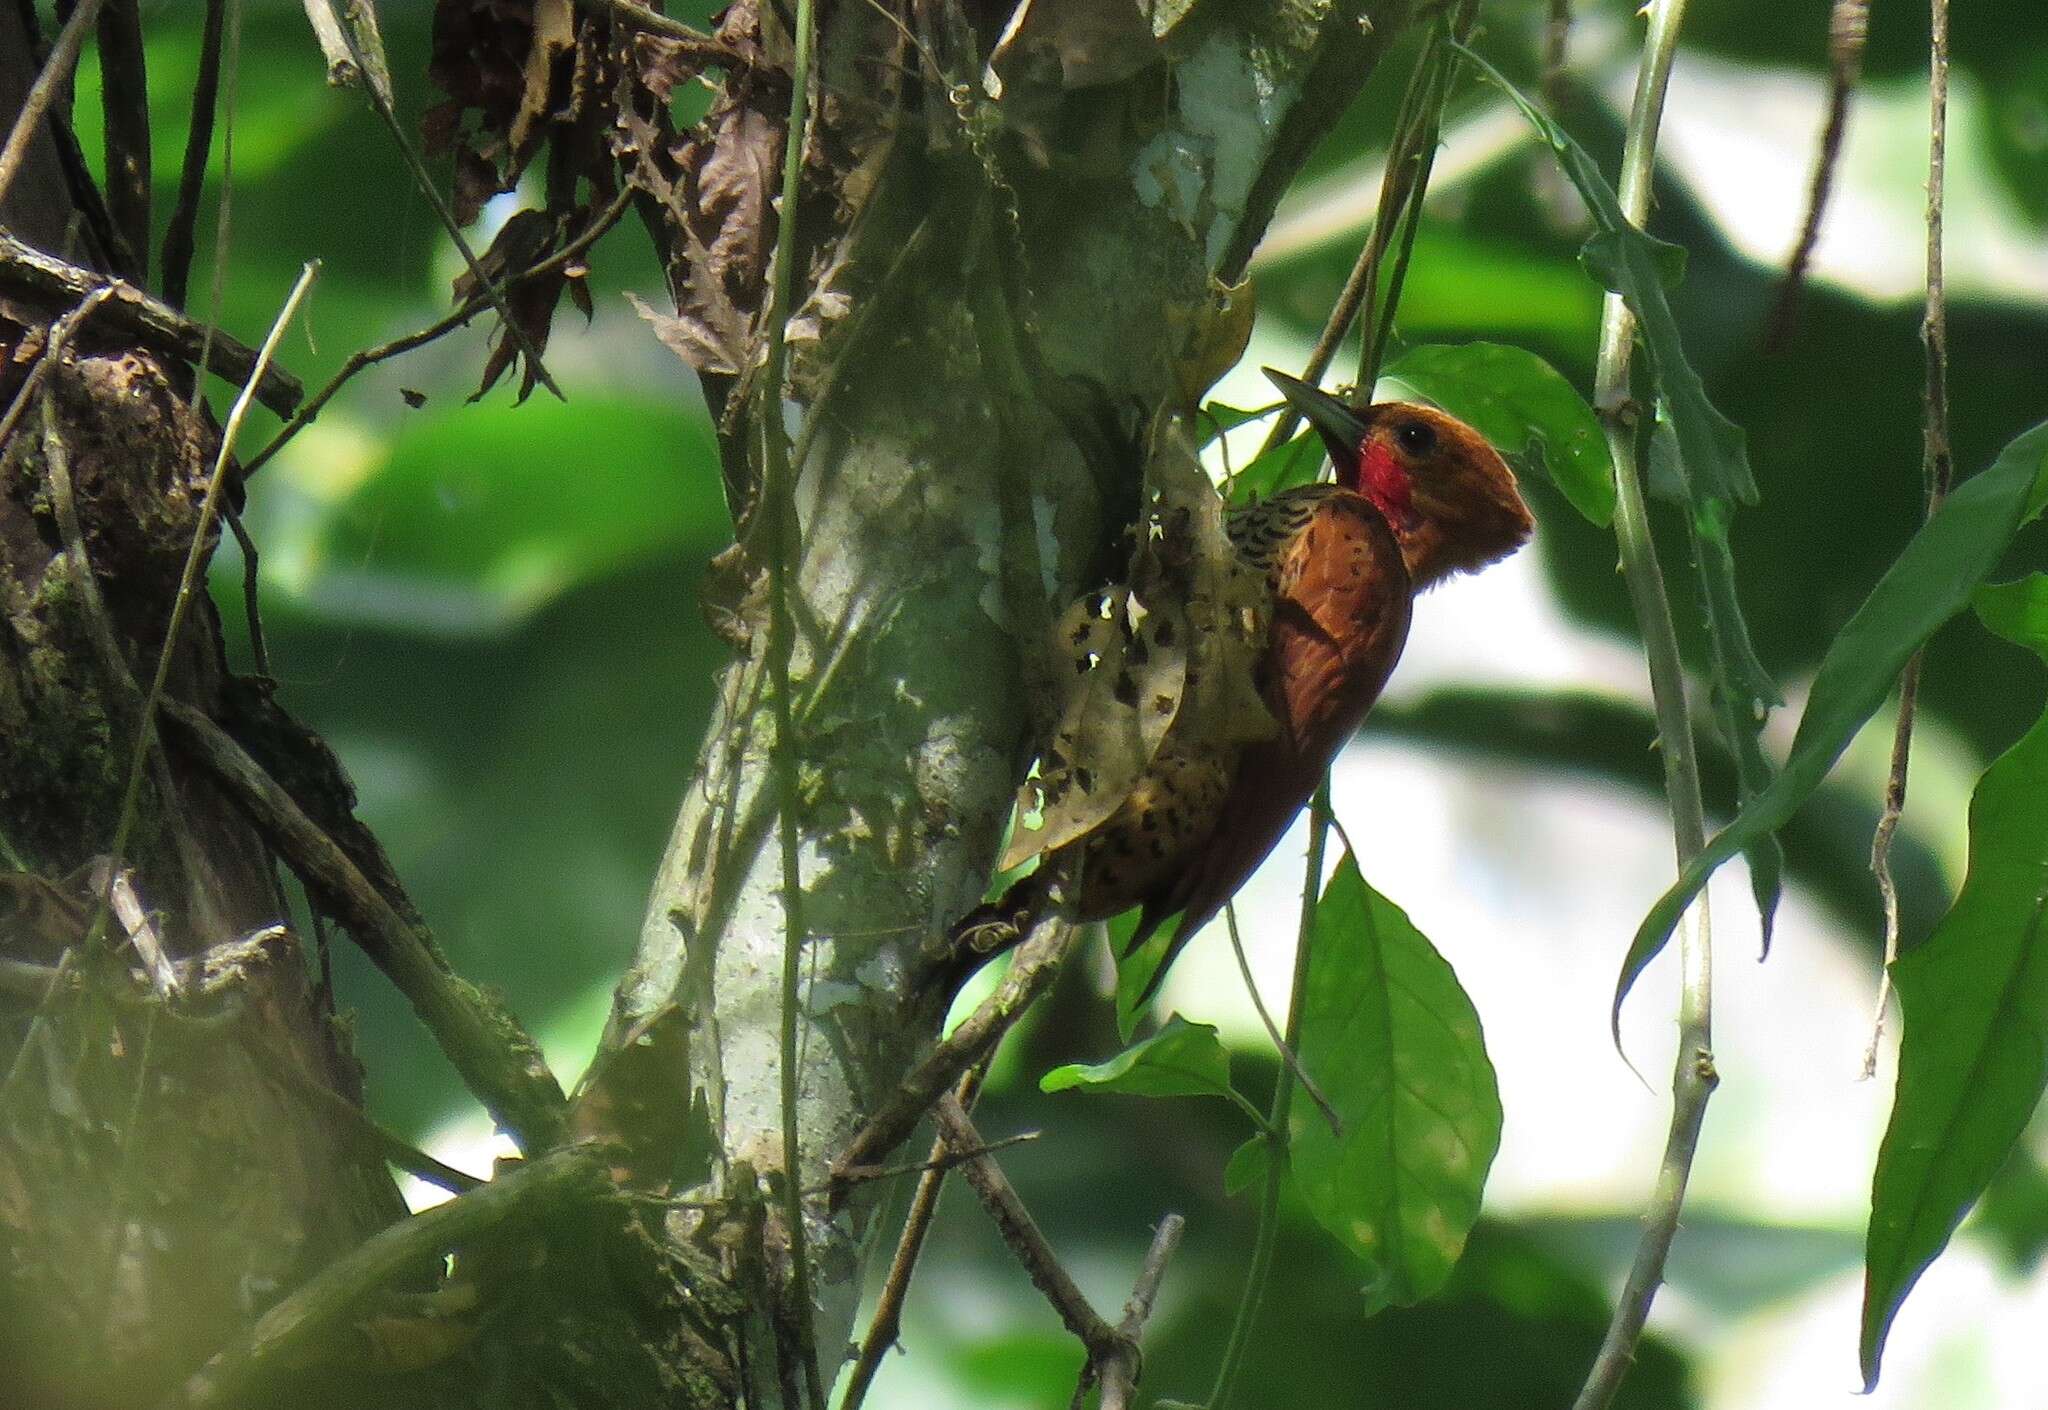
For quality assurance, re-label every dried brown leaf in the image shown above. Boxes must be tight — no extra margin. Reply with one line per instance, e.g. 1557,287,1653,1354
999,420,1273,870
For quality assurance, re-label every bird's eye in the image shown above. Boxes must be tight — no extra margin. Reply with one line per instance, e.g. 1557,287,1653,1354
1395,421,1437,456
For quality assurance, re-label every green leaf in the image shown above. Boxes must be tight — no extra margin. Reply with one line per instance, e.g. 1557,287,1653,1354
1616,422,2048,1032
1861,575,2048,1389
1465,48,1783,951
1291,855,1501,1313
1379,341,1615,526
1225,429,1322,506
1223,1133,1269,1197
1039,1016,1238,1102
1109,909,1163,1040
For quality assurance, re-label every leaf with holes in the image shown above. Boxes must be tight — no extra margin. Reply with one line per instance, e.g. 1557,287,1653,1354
1291,855,1500,1313
1001,420,1270,870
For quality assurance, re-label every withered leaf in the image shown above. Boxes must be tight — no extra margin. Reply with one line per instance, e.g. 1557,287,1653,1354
999,419,1273,870
510,0,576,158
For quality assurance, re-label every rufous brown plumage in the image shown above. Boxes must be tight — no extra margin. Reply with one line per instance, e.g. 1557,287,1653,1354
968,371,1532,1003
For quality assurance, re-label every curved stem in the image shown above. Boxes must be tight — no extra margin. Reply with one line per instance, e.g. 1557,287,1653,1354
761,1,825,1406
1207,785,1332,1409
1572,1,1720,1406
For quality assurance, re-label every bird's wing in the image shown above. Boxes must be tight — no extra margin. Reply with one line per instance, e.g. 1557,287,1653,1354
1129,491,1411,999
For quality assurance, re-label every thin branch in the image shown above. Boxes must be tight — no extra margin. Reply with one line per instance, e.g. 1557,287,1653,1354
834,1130,1036,1187
159,696,567,1151
238,187,630,478
1764,0,1869,349
1208,784,1330,1410
1095,1213,1186,1410
161,0,228,311
829,913,1078,1200
310,0,563,402
0,0,107,218
838,1060,991,1410
0,231,302,416
1864,0,1949,1080
96,0,152,282
1224,900,1339,1136
1254,25,1444,459
1571,1,1721,1405
161,1145,609,1410
94,264,318,956
931,1095,1123,1354
576,0,736,55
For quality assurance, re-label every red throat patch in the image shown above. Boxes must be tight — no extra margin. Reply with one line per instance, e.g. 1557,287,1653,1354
1359,440,1416,531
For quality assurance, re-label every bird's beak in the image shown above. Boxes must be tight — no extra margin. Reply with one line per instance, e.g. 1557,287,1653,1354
1264,368,1369,463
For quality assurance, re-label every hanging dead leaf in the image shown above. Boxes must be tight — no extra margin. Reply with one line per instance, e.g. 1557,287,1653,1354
999,417,1274,871
510,0,575,156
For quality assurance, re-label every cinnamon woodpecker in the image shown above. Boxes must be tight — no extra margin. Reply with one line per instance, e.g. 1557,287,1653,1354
972,371,1532,1002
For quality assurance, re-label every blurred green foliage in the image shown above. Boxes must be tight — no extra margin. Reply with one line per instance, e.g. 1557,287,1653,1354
62,0,2048,1402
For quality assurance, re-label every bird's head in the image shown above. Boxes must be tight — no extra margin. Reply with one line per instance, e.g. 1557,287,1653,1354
1265,368,1533,586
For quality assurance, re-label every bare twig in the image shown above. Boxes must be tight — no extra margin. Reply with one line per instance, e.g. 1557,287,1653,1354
931,1095,1122,1353
0,231,302,416
1224,900,1340,1136
1209,786,1331,1410
0,0,108,217
162,1145,608,1410
839,1060,991,1410
161,0,229,311
239,187,629,478
577,0,735,54
311,2,563,403
95,264,318,958
159,696,567,1150
1254,26,1445,458
1765,0,1870,349
1864,0,1949,1080
1571,1,1721,1406
829,914,1078,1199
1095,1213,1186,1410
757,0,825,1404
96,0,152,282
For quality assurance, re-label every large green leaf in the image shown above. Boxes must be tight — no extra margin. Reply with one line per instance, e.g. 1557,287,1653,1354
1466,48,1784,951
1616,422,2048,1032
1291,855,1500,1313
1861,575,2048,1388
1380,341,1615,526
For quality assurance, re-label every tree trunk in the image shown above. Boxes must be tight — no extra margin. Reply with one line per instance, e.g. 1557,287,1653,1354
0,9,410,1405
599,0,1414,1398
1,1,1413,1404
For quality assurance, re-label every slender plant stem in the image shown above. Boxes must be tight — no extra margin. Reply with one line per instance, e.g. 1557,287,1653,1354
759,0,825,1404
0,0,108,216
1864,0,1950,1079
161,0,228,312
91,262,319,953
1208,785,1332,1409
1224,900,1339,1134
1571,2,1720,1407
